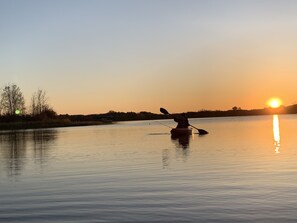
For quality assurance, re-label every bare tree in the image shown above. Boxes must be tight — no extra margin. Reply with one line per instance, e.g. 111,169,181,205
31,89,49,116
0,92,2,116
0,84,25,115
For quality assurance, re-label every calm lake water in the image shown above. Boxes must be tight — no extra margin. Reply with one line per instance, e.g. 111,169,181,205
1,115,297,222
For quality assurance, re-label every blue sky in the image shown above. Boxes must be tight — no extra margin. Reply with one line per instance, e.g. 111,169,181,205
1,0,297,114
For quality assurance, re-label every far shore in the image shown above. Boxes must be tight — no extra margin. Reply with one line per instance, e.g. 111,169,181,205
1,103,297,131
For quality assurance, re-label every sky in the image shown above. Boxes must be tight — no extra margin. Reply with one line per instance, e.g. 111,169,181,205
1,0,297,114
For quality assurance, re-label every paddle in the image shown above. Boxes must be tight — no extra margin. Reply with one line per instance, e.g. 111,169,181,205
160,107,208,135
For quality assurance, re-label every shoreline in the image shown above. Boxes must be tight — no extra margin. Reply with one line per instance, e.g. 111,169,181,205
0,111,296,131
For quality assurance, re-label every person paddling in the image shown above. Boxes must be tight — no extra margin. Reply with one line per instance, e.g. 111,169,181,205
174,113,189,128
160,107,208,135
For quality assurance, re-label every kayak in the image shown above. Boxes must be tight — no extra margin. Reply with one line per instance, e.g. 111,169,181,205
170,128,192,136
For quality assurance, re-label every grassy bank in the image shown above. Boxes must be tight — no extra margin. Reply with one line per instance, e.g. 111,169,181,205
0,120,112,131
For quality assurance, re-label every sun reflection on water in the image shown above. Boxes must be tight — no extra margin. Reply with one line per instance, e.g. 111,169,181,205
273,115,281,154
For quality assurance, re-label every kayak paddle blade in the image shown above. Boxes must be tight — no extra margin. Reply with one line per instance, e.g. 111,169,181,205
198,129,209,135
160,107,169,115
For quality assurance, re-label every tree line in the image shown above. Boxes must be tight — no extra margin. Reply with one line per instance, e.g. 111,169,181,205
0,83,56,121
96,105,297,122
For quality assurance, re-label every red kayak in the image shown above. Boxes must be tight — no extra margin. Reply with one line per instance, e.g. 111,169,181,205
170,128,192,136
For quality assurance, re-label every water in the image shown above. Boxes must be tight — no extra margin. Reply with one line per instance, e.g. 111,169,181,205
1,115,297,222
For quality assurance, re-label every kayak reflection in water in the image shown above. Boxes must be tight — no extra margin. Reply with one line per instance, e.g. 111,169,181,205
174,113,189,128
171,134,190,149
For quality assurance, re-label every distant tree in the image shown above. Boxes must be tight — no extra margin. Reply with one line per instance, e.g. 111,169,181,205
232,106,242,111
31,89,49,116
31,89,57,120
0,83,25,115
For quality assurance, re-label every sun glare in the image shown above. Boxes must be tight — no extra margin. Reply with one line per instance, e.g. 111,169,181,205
268,98,282,108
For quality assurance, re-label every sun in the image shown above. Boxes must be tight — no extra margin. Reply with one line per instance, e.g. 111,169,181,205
268,98,282,108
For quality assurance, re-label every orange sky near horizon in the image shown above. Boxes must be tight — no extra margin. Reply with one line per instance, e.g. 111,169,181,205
1,1,297,114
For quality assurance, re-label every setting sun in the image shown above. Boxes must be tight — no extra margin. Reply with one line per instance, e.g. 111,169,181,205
268,98,282,108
